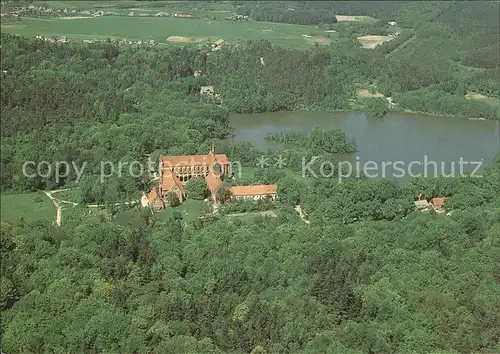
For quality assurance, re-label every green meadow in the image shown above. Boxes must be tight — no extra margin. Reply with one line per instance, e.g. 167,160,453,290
1,16,337,49
0,192,55,223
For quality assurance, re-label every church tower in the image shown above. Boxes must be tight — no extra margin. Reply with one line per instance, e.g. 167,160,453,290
208,142,223,178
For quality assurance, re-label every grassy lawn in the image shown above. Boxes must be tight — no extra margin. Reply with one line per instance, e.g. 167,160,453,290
0,192,55,223
1,16,338,49
154,199,208,224
50,188,140,204
235,166,258,180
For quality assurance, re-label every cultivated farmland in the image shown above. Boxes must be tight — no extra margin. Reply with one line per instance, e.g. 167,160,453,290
0,16,339,49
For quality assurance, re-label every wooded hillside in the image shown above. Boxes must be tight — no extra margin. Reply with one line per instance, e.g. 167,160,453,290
1,2,499,352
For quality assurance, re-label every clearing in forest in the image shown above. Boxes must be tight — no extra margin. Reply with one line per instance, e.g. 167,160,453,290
335,15,375,22
357,35,395,49
466,92,492,100
0,192,54,223
358,89,385,98
358,89,395,106
167,36,200,43
465,92,500,108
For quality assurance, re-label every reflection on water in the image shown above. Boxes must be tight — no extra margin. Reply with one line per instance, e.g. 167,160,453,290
230,111,500,179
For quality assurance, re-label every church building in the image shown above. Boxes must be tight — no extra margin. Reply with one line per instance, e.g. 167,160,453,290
144,150,278,211
159,151,231,182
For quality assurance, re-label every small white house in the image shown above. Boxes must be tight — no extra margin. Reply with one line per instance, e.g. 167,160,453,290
414,200,429,210
200,85,215,96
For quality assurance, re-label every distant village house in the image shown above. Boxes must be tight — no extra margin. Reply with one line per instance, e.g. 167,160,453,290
414,195,447,214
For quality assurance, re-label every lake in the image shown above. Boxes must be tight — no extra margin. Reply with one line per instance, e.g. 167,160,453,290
230,111,500,180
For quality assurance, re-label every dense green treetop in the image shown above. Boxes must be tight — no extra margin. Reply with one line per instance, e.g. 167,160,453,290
1,155,499,353
1,2,499,352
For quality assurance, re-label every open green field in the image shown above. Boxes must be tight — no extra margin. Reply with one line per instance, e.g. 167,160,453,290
33,1,131,9
31,0,237,19
0,192,55,223
236,166,259,180
1,16,337,49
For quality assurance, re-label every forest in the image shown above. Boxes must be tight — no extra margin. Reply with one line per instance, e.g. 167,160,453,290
1,1,500,352
265,126,357,154
233,1,409,23
2,155,499,353
235,3,337,25
1,13,497,193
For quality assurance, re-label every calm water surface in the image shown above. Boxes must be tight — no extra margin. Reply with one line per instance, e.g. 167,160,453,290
230,111,500,178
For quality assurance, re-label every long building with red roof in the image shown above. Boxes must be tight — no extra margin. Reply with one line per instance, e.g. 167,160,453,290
228,185,277,201
145,150,278,210
160,151,230,183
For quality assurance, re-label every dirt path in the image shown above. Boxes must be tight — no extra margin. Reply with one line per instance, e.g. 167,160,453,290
42,170,158,225
43,190,62,226
86,201,138,208
225,210,277,218
385,35,416,59
43,188,139,225
294,204,310,224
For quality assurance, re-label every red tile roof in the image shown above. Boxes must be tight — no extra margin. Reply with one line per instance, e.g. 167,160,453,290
161,152,229,168
431,197,445,207
205,172,222,192
161,172,184,193
228,184,277,197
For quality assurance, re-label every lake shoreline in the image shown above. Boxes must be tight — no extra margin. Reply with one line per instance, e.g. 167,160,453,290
229,110,499,180
246,103,499,121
